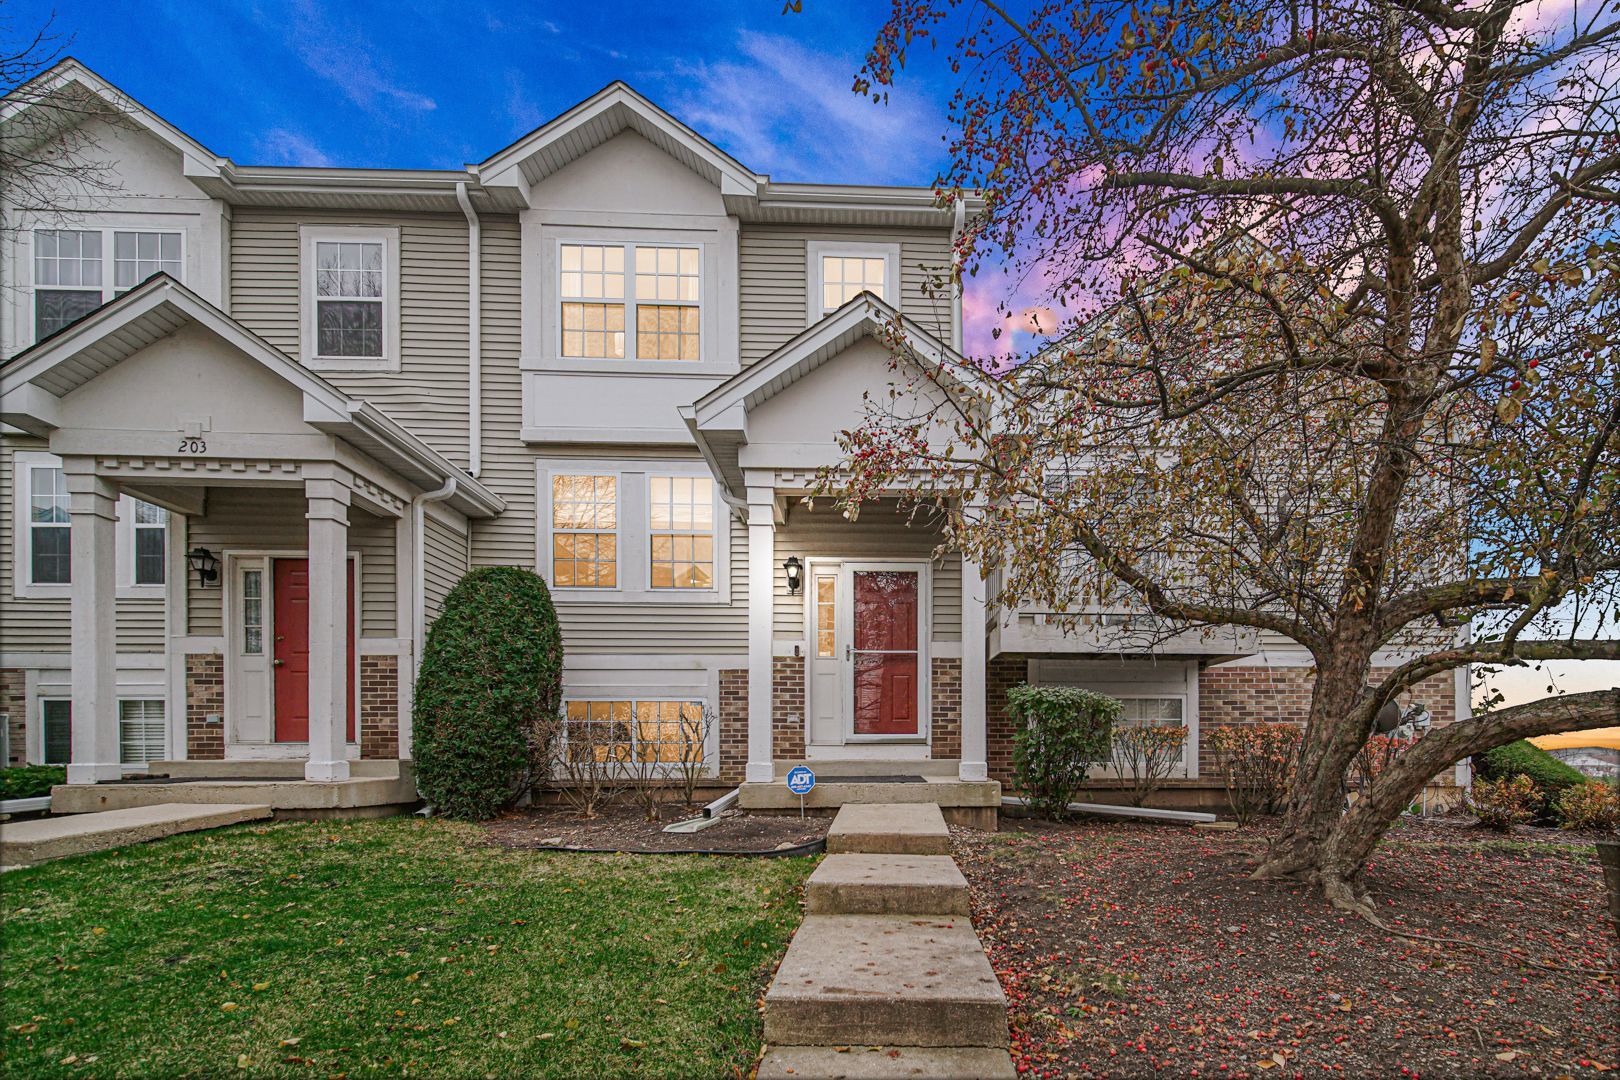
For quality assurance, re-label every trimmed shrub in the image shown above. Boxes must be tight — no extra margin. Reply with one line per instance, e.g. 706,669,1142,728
1468,773,1540,831
1007,683,1118,819
1208,724,1301,824
413,566,563,820
0,765,66,800
1110,723,1189,807
1471,739,1588,824
1555,782,1620,832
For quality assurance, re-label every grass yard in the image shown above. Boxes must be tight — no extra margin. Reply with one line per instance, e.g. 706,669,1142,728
1,817,815,1079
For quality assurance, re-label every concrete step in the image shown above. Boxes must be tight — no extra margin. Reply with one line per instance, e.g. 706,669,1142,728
758,1045,1015,1079
807,854,969,916
740,779,1000,812
50,774,418,816
826,803,951,856
778,759,963,778
0,802,271,867
764,914,1008,1049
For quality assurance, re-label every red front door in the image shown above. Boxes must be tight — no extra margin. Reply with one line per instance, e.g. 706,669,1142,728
272,559,355,743
851,569,920,735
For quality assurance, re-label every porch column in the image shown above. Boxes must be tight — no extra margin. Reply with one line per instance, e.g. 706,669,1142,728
959,550,989,782
745,487,776,784
305,472,351,782
65,459,122,783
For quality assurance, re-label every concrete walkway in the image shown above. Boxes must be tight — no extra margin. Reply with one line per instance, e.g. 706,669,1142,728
760,802,1014,1080
0,802,270,869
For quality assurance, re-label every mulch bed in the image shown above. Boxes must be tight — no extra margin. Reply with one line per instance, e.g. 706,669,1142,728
954,816,1619,1079
482,804,829,853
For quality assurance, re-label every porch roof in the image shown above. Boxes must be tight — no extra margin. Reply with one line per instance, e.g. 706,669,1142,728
681,294,978,498
0,274,503,518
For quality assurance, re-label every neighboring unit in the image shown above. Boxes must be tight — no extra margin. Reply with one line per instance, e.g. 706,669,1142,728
0,61,1466,813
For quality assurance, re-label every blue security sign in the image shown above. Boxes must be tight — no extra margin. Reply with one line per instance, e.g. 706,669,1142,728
785,765,816,795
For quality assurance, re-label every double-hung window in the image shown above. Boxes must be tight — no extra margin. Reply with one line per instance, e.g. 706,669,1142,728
550,475,618,588
131,500,168,586
808,242,898,320
33,227,184,341
558,241,701,362
649,476,713,589
27,463,71,585
300,226,399,370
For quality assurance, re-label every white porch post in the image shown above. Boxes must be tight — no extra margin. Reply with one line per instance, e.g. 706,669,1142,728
65,459,122,783
745,486,776,784
305,472,351,783
959,550,989,782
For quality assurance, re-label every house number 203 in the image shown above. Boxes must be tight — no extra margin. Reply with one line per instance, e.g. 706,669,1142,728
177,436,207,454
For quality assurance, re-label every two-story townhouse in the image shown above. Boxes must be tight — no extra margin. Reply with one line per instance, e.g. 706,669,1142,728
0,60,1465,817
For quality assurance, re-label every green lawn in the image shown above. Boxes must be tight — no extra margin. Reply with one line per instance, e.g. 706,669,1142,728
1,818,815,1078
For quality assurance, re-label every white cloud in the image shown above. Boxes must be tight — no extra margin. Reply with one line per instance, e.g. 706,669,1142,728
254,127,335,167
282,0,437,116
664,31,944,184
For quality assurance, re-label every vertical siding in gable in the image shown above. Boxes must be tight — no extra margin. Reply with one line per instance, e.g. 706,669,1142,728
228,208,472,468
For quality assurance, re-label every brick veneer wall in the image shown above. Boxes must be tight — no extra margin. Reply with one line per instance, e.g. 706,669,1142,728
359,654,399,759
718,668,748,783
185,653,225,760
1,668,25,766
772,656,806,763
986,653,1029,784
1197,665,1459,780
931,657,962,761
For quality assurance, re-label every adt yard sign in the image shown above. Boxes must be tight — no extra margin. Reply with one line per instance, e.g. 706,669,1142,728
786,765,815,817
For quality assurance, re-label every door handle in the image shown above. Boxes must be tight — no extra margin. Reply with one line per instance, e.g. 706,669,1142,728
273,659,284,667
845,645,852,660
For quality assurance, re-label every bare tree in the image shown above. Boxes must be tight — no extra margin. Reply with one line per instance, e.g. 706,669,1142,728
834,0,1620,913
1,11,126,247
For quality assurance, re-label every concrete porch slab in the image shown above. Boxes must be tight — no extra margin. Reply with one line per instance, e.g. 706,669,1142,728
763,913,1008,1048
49,772,418,816
826,803,951,856
758,1044,1016,1079
741,778,1000,812
807,854,969,915
0,802,270,868
147,759,404,780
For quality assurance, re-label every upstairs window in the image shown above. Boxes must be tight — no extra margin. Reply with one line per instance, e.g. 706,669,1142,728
551,474,618,588
33,228,185,341
557,241,702,362
300,226,399,370
808,242,898,320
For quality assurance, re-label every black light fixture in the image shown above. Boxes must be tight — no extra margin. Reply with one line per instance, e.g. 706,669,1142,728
783,556,803,595
186,546,220,588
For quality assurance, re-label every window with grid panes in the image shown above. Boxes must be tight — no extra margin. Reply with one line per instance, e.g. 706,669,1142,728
314,241,385,358
132,500,167,585
820,253,888,312
648,476,713,589
28,464,70,585
559,244,626,358
633,246,700,360
564,699,704,765
551,475,618,587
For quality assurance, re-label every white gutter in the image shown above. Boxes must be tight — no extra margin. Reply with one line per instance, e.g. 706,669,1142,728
950,197,966,354
411,477,459,676
455,182,482,478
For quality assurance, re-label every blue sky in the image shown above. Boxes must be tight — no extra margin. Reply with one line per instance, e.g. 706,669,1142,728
10,0,955,185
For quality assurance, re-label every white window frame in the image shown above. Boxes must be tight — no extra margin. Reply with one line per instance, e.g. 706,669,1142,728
13,450,173,599
647,475,718,592
26,226,187,344
553,238,705,365
806,240,900,322
299,225,402,372
118,697,168,766
547,472,622,591
536,458,729,604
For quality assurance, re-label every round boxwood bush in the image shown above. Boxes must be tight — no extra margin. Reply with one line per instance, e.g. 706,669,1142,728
1008,683,1119,820
412,566,563,819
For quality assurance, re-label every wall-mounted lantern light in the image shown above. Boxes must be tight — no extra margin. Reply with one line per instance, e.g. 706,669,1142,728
783,555,803,596
187,546,220,588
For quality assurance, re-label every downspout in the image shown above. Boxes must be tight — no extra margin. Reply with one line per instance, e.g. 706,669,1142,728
412,477,459,677
950,196,966,354
455,182,482,478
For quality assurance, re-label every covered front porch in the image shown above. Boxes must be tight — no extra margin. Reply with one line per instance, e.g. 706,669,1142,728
683,295,996,820
0,275,500,801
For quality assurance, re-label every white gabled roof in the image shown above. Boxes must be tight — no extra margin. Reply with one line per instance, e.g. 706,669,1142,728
684,294,976,495
475,81,764,201
0,275,502,518
1,57,228,183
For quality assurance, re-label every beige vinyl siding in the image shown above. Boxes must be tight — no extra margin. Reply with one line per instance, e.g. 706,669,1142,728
185,487,396,637
738,225,956,366
228,208,473,468
1,435,165,655
423,513,468,621
771,499,960,642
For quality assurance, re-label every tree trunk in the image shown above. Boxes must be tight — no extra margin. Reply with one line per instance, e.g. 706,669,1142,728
1312,689,1619,914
